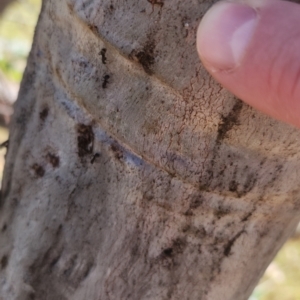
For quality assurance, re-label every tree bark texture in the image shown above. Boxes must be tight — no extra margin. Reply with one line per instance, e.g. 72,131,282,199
1,0,300,299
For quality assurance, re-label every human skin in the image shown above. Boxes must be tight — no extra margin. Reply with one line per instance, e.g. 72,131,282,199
197,0,300,129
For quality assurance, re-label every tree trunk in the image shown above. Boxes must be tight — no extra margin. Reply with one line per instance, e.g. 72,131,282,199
0,0,14,15
1,0,300,299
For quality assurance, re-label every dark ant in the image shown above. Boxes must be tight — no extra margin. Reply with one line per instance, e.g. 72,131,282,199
90,153,100,164
102,74,110,88
100,48,107,64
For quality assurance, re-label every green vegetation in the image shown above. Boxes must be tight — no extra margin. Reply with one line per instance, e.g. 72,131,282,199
252,238,300,300
0,0,41,82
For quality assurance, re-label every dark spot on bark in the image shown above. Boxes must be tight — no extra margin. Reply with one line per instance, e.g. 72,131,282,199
260,159,266,166
29,292,35,300
102,74,110,88
90,153,100,164
227,165,257,197
56,224,62,235
135,40,155,75
207,100,243,184
218,169,225,176
163,248,173,257
224,230,244,256
81,261,94,280
109,4,114,10
67,2,74,13
266,164,283,188
214,206,229,219
183,224,206,239
199,184,209,192
229,180,238,193
77,124,94,157
32,164,45,177
241,210,254,222
46,153,60,168
161,238,187,258
87,24,98,32
49,255,61,269
1,255,8,269
184,209,194,216
217,100,243,143
39,107,49,122
160,238,187,270
2,224,7,232
110,143,123,160
189,195,203,209
182,224,190,233
242,173,257,195
100,48,107,64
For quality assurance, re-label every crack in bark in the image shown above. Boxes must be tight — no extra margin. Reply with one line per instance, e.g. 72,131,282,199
223,230,245,257
64,1,183,98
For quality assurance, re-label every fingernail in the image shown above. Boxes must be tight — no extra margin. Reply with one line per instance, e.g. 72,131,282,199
197,1,258,71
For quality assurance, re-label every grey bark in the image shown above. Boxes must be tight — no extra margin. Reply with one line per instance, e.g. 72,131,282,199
0,0,14,15
1,0,300,299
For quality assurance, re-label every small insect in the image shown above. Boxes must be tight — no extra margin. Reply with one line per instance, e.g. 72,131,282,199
102,74,110,89
90,153,100,164
100,48,107,64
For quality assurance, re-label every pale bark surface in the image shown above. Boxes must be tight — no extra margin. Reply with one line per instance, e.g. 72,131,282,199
1,0,300,299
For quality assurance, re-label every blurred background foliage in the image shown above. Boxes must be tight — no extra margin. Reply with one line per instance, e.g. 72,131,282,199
252,236,300,300
0,0,41,82
0,1,300,299
0,0,41,183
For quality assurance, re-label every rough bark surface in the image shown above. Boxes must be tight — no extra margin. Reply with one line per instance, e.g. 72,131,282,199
1,0,300,299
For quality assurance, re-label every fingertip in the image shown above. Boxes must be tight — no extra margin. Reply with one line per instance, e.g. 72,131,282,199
197,0,300,129
197,1,258,72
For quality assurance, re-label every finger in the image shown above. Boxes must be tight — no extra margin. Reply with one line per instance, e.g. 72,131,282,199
197,0,300,128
